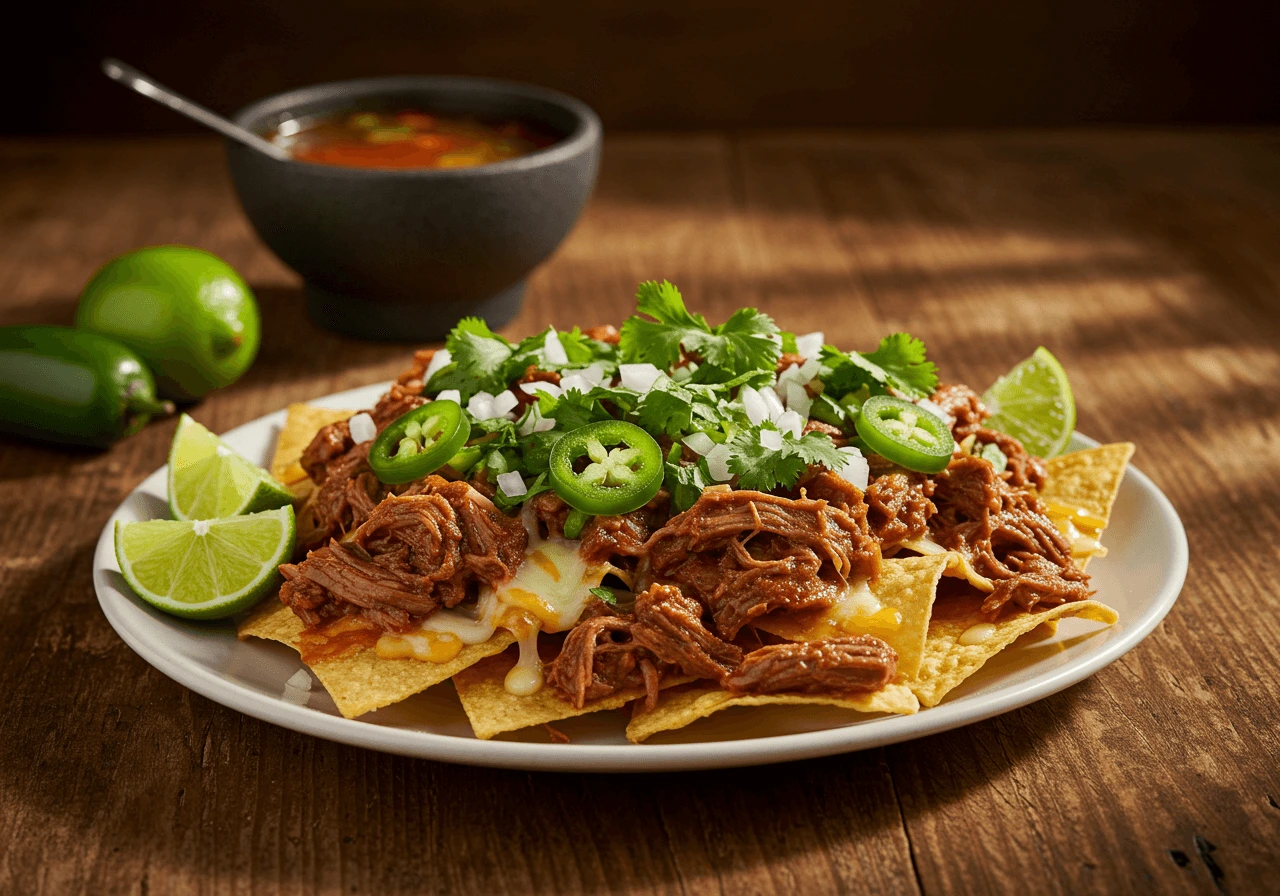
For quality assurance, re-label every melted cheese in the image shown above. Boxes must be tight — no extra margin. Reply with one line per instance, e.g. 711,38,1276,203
375,527,610,697
763,577,901,641
958,622,998,645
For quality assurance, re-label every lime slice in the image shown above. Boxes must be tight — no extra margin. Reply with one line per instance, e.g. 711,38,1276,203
167,414,294,520
982,347,1076,458
115,506,296,619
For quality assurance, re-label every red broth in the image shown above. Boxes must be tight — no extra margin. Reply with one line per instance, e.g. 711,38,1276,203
269,110,559,170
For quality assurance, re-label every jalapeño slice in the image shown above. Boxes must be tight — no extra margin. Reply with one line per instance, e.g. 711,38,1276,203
368,400,471,485
855,395,955,474
549,420,663,516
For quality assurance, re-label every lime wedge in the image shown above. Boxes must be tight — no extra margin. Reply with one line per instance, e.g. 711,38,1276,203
167,414,294,520
981,347,1076,458
115,506,296,619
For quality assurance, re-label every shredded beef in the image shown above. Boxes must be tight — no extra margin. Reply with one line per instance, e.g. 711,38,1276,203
396,348,437,386
644,487,880,638
931,383,990,438
279,479,527,630
930,455,1089,615
865,472,936,547
545,609,656,709
629,584,743,680
795,469,864,512
776,352,806,373
584,324,621,344
726,636,897,697
529,490,667,565
801,419,849,446
972,427,1047,490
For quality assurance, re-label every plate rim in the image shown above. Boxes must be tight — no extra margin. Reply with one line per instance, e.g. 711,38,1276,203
93,385,1189,773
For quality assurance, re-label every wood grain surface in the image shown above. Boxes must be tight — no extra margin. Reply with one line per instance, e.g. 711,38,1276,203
1,131,1278,894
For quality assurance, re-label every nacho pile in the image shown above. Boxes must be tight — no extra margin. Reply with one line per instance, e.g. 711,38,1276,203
236,287,1135,744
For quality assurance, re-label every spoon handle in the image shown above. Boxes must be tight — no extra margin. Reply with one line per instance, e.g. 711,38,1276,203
101,58,291,161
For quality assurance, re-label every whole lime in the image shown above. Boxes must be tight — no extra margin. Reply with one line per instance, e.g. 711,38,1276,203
76,246,260,401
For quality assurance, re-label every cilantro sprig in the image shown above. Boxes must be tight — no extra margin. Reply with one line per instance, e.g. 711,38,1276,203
727,425,848,491
620,281,782,382
818,333,938,401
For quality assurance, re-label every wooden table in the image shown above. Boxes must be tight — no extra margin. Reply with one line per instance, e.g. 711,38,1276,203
1,132,1277,894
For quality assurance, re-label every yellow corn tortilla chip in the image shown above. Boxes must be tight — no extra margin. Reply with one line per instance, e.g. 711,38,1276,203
626,681,919,744
238,600,515,719
1042,442,1134,524
270,404,357,493
452,642,693,740
898,538,994,592
755,554,950,679
908,597,1118,707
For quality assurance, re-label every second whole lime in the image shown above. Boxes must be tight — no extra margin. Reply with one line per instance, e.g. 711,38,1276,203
76,246,260,401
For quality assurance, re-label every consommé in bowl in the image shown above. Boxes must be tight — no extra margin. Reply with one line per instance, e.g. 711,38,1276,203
226,75,601,341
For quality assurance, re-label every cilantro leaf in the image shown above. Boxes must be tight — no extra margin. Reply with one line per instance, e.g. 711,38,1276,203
727,426,846,491
980,441,1008,473
589,586,618,606
665,456,713,512
428,318,513,399
620,280,781,379
861,333,938,398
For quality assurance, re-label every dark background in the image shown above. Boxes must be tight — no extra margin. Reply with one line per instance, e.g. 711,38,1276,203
14,0,1280,134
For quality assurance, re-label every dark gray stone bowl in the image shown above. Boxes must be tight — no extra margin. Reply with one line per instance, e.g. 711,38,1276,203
226,76,601,341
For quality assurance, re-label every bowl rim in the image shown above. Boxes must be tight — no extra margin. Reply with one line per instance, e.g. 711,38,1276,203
228,74,602,178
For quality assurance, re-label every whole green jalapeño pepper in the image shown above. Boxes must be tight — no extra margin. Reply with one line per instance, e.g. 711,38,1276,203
368,400,471,485
548,420,664,517
0,325,173,447
854,395,955,473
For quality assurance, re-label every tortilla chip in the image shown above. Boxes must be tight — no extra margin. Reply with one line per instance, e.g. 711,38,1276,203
238,601,515,719
755,554,949,679
908,597,1118,707
899,538,994,592
1042,442,1134,524
626,681,919,744
270,404,356,494
452,642,693,740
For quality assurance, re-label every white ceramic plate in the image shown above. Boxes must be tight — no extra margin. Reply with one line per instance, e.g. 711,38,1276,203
93,383,1188,772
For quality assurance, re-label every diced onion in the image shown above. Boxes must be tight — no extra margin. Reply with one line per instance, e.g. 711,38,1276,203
705,444,733,481
619,363,663,393
916,397,952,426
834,446,869,490
348,412,377,444
741,385,768,426
683,432,716,456
496,471,528,497
796,331,824,359
285,669,312,690
776,363,803,389
436,389,462,405
519,381,562,398
760,386,786,422
776,409,804,438
759,428,783,450
467,392,495,419
543,328,569,367
423,348,452,383
558,373,593,394
489,390,519,417
785,381,812,419
579,363,608,386
798,357,822,381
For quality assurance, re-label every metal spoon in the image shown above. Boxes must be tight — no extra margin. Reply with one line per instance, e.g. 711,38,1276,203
101,58,291,161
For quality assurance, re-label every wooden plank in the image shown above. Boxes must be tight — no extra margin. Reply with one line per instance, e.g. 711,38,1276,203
1,132,1279,894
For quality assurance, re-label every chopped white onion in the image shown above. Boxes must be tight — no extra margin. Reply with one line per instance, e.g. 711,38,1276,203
489,390,519,417
785,381,813,420
776,363,803,389
834,446,869,490
542,328,569,367
759,428,783,451
467,392,495,419
798,357,822,381
741,385,768,426
558,373,593,394
518,406,557,436
285,669,312,690
519,381,562,398
436,388,461,405
423,348,452,383
348,412,377,444
579,362,608,387
761,386,786,422
776,410,805,438
496,471,528,497
796,331,824,359
619,363,663,393
705,444,733,481
682,432,716,456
